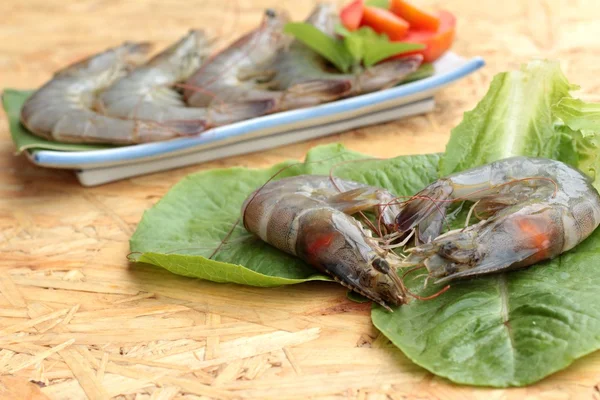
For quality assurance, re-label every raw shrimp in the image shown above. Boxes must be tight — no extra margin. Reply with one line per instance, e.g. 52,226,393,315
97,31,273,129
241,175,407,309
183,8,292,107
265,3,423,110
397,157,600,283
20,42,206,144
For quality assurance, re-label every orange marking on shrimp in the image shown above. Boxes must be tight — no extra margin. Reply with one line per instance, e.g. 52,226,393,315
307,233,335,256
516,217,551,259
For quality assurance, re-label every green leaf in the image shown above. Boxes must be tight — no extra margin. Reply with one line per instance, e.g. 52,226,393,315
363,41,424,67
335,25,425,67
371,59,600,388
346,290,370,303
2,89,115,153
130,143,441,287
372,233,600,386
553,97,600,134
553,98,600,191
284,23,353,73
439,60,578,176
342,31,365,62
366,0,390,8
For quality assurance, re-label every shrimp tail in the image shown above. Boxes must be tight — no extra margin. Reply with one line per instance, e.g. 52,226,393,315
208,99,276,125
119,41,154,66
136,120,206,142
279,79,352,109
356,55,423,92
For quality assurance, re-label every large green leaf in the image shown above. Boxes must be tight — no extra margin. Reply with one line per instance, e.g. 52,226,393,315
1,89,113,152
129,144,441,286
373,60,600,387
372,232,600,386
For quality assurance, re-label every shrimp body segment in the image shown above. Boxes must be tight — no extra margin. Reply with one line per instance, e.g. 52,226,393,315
399,157,600,282
241,175,405,309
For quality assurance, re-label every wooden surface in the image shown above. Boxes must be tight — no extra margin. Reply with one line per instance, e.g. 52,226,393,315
1,0,600,399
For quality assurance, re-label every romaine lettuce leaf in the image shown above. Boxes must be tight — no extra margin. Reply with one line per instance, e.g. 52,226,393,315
439,60,578,175
553,98,600,189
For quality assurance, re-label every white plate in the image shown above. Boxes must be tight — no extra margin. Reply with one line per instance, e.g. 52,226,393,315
74,98,435,186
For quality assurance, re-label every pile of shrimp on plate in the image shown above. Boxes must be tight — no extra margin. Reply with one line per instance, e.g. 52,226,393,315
240,157,600,310
20,4,423,145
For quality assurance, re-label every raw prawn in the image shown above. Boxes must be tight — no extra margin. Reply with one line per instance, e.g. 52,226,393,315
265,3,423,110
183,8,292,107
20,42,206,144
397,157,600,283
241,175,407,309
97,31,273,129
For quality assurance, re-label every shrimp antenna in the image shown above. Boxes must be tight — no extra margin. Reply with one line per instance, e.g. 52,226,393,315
401,265,451,301
209,218,241,259
327,157,387,236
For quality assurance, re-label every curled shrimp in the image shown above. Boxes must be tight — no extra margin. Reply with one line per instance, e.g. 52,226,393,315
396,157,600,283
183,8,292,108
241,175,407,310
97,30,274,129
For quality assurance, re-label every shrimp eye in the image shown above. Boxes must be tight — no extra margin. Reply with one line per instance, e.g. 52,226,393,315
372,258,390,274
265,8,276,18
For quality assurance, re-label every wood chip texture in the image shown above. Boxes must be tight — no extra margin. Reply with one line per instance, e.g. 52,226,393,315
1,0,600,399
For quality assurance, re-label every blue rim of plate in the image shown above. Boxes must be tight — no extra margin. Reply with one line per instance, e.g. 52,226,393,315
31,54,485,168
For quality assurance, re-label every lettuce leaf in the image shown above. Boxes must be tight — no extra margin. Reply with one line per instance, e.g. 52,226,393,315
553,98,600,190
439,60,578,175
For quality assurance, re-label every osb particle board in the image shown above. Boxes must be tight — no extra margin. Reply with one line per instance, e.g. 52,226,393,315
1,0,600,399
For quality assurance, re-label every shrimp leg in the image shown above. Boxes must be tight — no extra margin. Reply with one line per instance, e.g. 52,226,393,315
326,186,402,233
